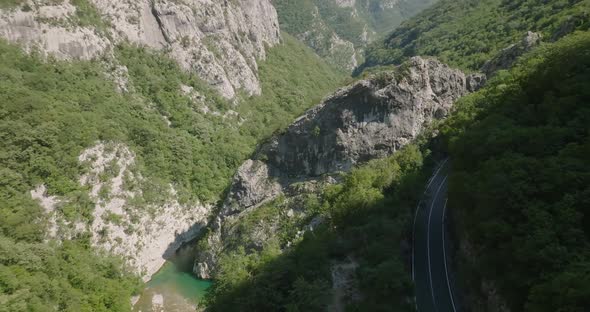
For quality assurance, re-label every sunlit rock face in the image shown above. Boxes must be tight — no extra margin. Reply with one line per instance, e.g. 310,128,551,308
0,1,109,60
262,56,483,177
0,0,281,98
32,142,212,281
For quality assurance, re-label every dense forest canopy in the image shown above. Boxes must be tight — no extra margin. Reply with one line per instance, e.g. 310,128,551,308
359,0,590,73
442,31,590,311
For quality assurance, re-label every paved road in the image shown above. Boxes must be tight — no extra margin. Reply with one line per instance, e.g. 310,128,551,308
412,160,458,312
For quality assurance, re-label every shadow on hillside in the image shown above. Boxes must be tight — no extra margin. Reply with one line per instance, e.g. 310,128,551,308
202,148,447,311
160,221,209,272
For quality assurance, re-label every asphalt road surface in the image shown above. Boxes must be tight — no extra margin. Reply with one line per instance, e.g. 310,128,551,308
412,160,459,312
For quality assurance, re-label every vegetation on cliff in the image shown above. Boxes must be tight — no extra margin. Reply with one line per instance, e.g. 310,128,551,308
0,0,25,9
116,33,342,202
0,32,342,310
205,144,434,311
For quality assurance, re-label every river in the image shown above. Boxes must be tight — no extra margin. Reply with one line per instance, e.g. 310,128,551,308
133,242,212,311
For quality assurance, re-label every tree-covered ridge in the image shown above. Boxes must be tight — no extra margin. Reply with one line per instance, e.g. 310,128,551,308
441,32,590,311
359,0,590,73
273,0,436,70
0,32,343,310
0,237,142,311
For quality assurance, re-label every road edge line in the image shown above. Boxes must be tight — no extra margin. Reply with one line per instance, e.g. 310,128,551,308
428,175,448,311
412,158,448,311
442,198,458,312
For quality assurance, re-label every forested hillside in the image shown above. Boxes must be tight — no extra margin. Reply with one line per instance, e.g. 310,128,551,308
273,0,436,71
359,0,590,73
204,144,432,311
0,33,343,310
441,32,590,311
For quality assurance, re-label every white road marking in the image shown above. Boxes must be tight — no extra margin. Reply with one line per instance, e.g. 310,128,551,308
424,159,449,195
427,175,448,312
413,158,448,280
412,158,448,311
442,198,458,312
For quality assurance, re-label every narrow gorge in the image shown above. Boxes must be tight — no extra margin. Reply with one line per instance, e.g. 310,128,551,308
1,0,588,311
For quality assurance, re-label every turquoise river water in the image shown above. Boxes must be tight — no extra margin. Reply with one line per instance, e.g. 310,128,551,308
133,244,212,311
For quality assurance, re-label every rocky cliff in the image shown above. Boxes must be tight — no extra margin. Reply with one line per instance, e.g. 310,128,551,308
0,0,280,98
194,56,484,278
31,142,211,281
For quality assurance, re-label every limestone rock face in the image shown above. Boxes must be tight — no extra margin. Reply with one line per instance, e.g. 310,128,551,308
31,142,212,281
264,56,482,177
222,160,282,215
146,0,280,98
333,0,356,7
194,57,484,279
0,1,109,60
481,31,542,76
0,0,281,98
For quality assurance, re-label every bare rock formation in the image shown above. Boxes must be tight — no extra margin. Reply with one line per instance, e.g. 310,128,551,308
0,0,281,98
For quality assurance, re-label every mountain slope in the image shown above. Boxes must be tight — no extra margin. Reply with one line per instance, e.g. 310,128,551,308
197,57,483,311
1,0,589,311
441,31,590,312
0,24,343,310
358,0,590,73
0,0,280,98
200,30,590,312
273,0,437,71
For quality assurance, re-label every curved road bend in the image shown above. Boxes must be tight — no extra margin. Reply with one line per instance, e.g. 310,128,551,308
412,160,458,312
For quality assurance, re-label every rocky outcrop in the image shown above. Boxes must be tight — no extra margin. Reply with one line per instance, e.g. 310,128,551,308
222,159,282,215
261,57,483,178
0,0,281,98
141,0,280,98
481,31,542,76
194,56,485,278
0,1,109,60
31,142,212,281
329,257,361,311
